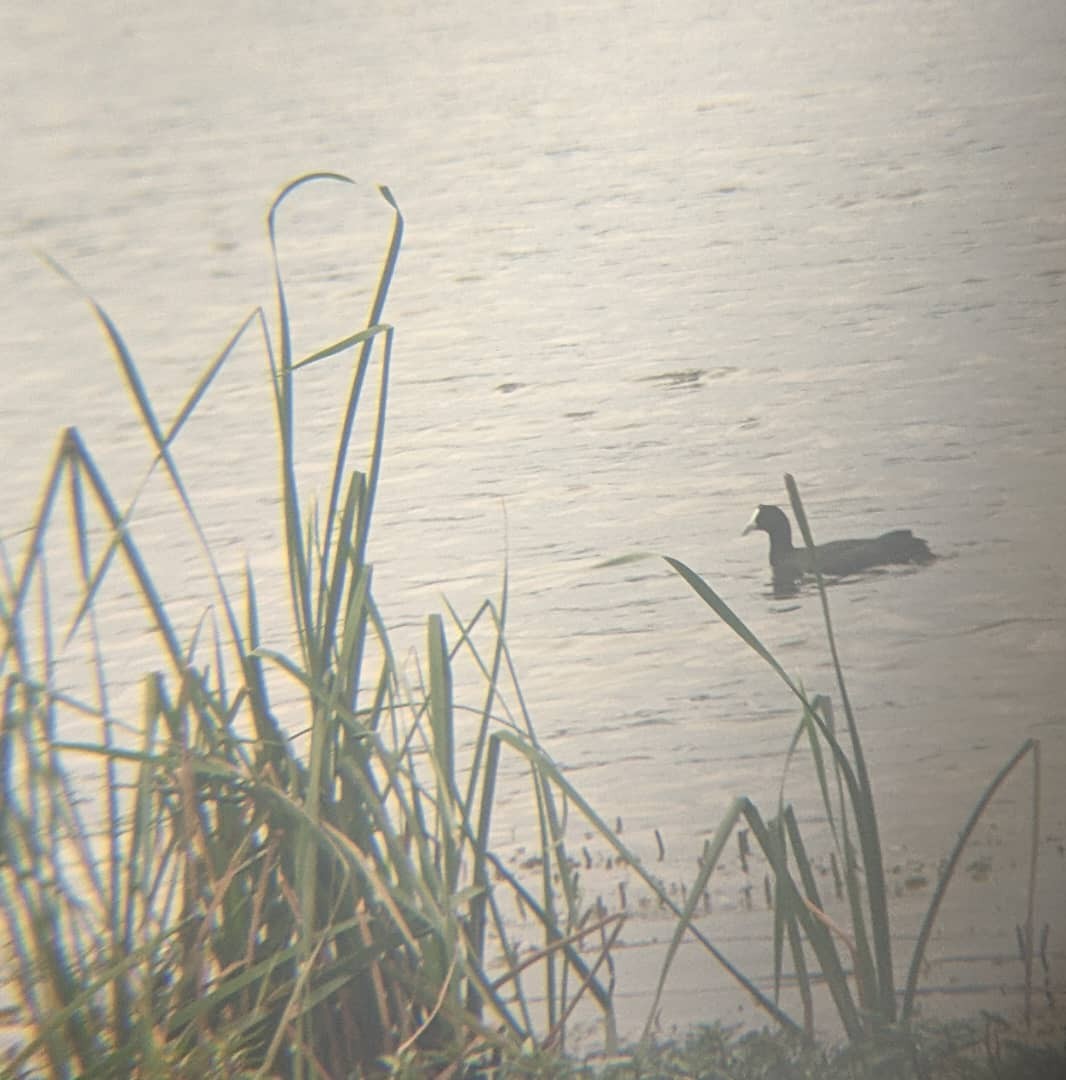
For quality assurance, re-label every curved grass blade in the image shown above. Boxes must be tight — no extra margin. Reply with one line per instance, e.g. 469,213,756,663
901,738,1039,1021
267,172,355,672
320,188,404,610
640,797,802,1040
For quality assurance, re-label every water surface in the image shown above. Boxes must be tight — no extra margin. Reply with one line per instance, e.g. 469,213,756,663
2,0,1064,1036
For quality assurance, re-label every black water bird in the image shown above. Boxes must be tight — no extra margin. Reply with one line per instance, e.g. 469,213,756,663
743,504,934,582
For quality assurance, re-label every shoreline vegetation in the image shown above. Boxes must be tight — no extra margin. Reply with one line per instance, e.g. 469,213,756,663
1,176,1060,1078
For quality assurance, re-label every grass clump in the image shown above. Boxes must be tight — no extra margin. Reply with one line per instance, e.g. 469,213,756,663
592,1017,1065,1080
0,175,630,1078
655,475,1049,1072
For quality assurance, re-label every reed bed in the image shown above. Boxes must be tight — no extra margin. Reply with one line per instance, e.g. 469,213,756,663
0,177,1050,1079
0,175,632,1078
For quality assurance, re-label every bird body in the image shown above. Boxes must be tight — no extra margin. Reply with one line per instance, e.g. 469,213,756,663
743,504,933,582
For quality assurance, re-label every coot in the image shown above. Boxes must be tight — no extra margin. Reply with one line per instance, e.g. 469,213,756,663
743,504,934,581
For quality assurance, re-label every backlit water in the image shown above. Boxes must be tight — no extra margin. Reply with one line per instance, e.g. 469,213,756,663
2,0,1064,1039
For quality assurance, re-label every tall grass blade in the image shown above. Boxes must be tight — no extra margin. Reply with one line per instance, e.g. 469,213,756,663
268,173,355,675
642,797,802,1040
786,474,895,1021
321,187,403,603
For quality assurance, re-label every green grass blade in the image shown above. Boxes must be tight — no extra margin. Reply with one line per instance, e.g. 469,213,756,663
320,189,403,605
664,556,804,701
785,474,895,1021
60,430,184,669
267,175,355,677
641,797,751,1041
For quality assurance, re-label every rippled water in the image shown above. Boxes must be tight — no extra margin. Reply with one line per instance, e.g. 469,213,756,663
3,0,1064,1034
